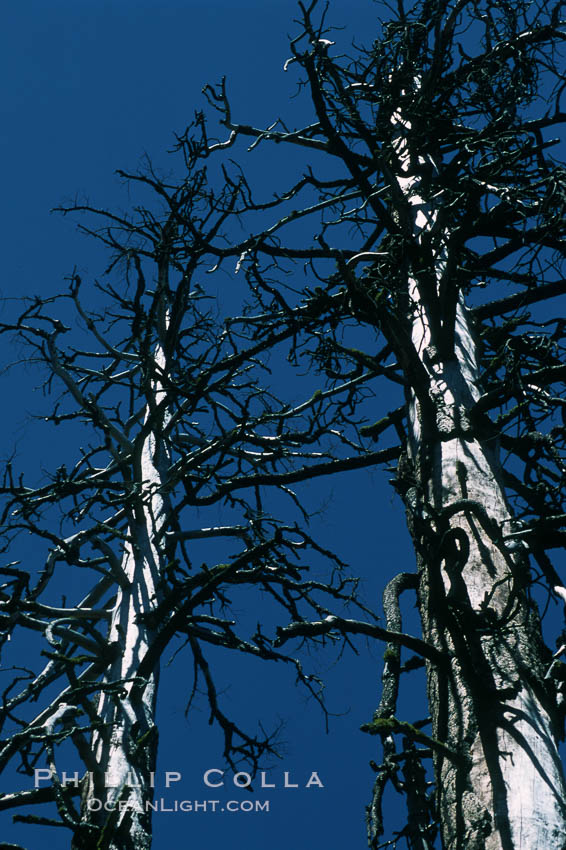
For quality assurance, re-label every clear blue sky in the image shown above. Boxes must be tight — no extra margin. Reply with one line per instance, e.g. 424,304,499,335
0,3,417,849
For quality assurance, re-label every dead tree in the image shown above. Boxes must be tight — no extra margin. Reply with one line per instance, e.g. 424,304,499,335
1,0,566,848
0,155,395,848
180,0,566,847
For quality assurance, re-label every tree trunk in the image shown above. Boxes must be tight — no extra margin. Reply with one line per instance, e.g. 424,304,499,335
395,108,566,848
75,530,160,850
74,342,171,850
406,299,566,848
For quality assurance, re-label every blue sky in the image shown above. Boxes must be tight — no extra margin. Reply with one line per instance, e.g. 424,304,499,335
0,2,419,849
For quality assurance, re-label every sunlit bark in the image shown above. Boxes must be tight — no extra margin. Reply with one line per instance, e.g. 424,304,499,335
397,104,566,849
74,338,170,850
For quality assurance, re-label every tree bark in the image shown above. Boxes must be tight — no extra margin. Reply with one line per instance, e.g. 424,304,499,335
73,341,171,850
395,108,566,848
407,302,566,849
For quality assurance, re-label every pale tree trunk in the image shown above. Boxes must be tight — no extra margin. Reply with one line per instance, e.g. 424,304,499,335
408,300,566,849
74,340,171,850
394,109,566,848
